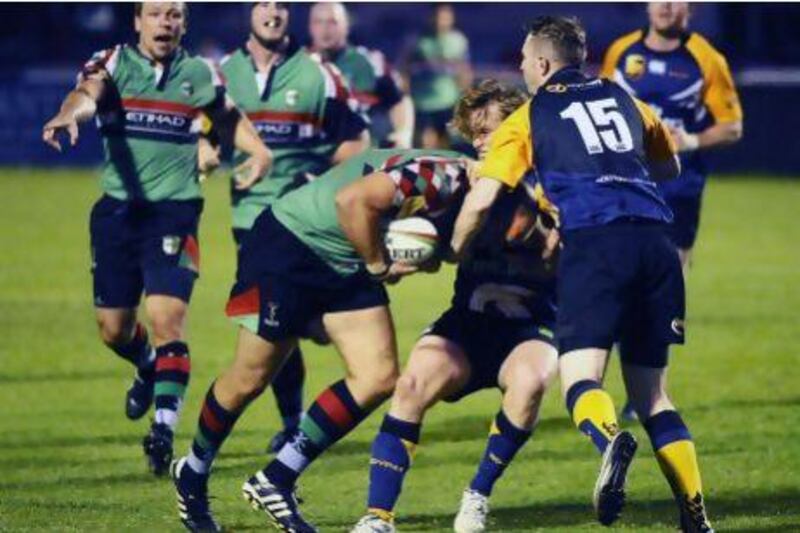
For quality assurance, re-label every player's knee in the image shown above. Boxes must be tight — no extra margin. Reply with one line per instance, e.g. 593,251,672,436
148,307,185,343
96,315,135,346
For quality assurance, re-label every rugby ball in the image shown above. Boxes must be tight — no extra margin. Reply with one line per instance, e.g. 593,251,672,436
385,217,438,266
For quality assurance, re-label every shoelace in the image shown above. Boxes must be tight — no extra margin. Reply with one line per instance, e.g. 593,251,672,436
683,494,708,525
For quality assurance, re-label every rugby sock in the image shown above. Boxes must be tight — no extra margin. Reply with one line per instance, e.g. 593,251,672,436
153,341,191,432
271,347,305,430
566,380,619,454
367,415,421,521
470,410,532,496
110,322,154,369
263,379,370,488
643,410,703,500
186,384,241,474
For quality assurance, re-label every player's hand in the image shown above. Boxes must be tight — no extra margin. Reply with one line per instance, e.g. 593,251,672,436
542,228,560,262
384,262,419,284
667,126,699,152
42,113,79,152
418,257,442,273
198,137,221,175
233,149,273,190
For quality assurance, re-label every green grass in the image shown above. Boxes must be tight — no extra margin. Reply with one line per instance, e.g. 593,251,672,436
0,169,798,532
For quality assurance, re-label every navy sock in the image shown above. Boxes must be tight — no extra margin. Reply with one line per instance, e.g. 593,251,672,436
470,410,531,496
367,415,421,519
272,347,305,429
110,322,153,369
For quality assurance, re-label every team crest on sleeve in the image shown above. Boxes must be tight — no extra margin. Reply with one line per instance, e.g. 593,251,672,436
162,235,181,255
624,54,647,80
181,81,194,97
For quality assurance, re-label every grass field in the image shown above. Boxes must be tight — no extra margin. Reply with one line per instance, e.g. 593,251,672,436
0,169,798,532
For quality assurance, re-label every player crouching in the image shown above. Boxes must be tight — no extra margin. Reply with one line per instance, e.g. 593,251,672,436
352,81,560,533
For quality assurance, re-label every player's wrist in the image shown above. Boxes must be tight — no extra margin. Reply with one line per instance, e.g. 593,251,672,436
681,132,700,152
366,260,391,280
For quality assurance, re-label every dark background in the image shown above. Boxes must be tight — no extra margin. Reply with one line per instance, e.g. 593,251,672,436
1,2,799,173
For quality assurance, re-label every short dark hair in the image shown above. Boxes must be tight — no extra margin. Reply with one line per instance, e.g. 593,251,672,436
525,16,587,66
134,2,189,20
451,79,527,141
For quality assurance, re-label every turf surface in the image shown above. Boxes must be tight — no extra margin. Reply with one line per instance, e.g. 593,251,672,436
0,169,798,532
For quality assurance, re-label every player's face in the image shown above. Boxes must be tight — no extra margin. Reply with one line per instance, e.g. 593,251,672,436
309,3,348,51
469,102,505,160
648,2,690,35
251,2,290,46
135,2,186,60
434,5,455,33
520,35,545,94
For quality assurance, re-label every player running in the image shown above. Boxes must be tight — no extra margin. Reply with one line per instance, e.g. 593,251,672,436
41,2,271,476
352,80,559,533
170,146,471,532
451,16,714,533
308,2,415,149
601,2,743,269
204,1,371,454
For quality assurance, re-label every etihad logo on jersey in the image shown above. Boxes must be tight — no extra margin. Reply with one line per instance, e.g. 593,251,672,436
253,121,316,143
624,54,647,80
125,110,189,130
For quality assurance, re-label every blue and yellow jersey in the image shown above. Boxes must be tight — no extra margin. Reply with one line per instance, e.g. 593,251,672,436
601,30,742,196
480,67,676,231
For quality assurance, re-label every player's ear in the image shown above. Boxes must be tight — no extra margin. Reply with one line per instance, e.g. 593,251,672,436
134,14,142,34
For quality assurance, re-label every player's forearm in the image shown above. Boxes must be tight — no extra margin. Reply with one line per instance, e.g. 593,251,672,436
450,178,502,261
698,121,743,150
59,88,98,123
332,130,370,164
389,96,414,148
335,192,385,270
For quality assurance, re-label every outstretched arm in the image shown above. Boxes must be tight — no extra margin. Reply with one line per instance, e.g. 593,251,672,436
42,78,105,152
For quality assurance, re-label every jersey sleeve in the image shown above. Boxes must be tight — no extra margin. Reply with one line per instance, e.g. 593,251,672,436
78,46,121,84
382,156,467,213
367,50,404,110
195,57,227,111
478,101,534,189
318,62,369,143
599,31,642,80
686,34,743,124
633,97,677,162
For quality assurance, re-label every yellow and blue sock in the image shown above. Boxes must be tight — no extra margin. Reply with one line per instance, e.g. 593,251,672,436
566,380,619,454
366,414,421,521
643,410,703,500
469,410,531,496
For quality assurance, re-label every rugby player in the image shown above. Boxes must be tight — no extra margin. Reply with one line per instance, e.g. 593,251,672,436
308,2,415,149
601,2,743,269
204,1,371,454
41,2,271,476
450,16,714,533
352,80,559,533
171,146,472,532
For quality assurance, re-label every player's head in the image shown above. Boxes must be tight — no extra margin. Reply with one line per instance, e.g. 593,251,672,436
134,2,187,60
309,2,349,52
521,16,587,94
648,2,690,38
251,2,290,50
433,4,455,34
451,79,527,160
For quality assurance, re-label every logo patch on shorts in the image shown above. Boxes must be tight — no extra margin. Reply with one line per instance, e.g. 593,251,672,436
162,235,181,255
671,318,685,336
263,301,280,328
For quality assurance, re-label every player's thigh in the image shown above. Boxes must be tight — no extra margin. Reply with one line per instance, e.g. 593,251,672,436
397,335,472,409
558,348,609,397
498,339,558,397
621,362,674,419
323,305,399,403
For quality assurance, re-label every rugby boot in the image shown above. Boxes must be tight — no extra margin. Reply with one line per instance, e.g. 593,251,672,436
171,457,222,532
125,357,155,420
679,492,714,533
242,470,316,532
143,422,174,476
593,430,638,526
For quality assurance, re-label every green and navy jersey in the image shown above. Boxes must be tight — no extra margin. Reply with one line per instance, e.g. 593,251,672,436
309,45,404,145
405,30,469,113
272,148,467,275
480,67,678,231
601,30,743,197
81,44,224,201
220,40,368,230
440,187,557,322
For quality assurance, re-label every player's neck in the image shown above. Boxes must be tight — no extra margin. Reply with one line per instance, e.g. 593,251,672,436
136,42,177,67
645,27,684,52
247,35,289,73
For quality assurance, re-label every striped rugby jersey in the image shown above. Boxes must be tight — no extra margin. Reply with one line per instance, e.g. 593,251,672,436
220,40,368,230
81,45,224,201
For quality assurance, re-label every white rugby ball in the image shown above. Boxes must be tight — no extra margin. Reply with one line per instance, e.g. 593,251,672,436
385,217,438,266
